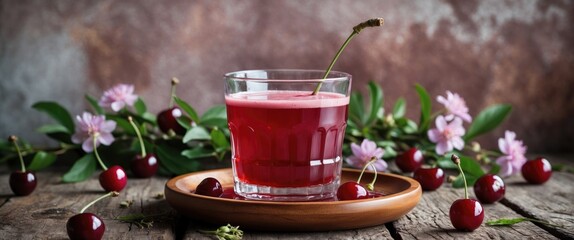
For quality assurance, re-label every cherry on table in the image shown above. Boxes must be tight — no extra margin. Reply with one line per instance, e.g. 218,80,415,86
9,171,37,196
522,157,552,184
7,135,37,196
396,147,424,173
413,167,445,191
449,198,484,231
337,182,370,200
66,191,119,240
99,165,127,192
66,213,105,240
449,154,484,231
473,174,505,204
195,177,223,197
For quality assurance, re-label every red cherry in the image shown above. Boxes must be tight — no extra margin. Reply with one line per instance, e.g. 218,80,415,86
9,171,37,196
337,182,370,200
473,174,505,204
522,157,552,184
99,166,127,192
66,213,105,240
157,107,186,135
7,135,37,196
131,154,158,178
413,167,445,191
220,188,244,199
449,199,484,231
396,147,424,172
195,177,223,197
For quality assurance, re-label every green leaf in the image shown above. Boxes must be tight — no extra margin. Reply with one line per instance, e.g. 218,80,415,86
141,112,156,123
486,217,559,227
106,115,136,135
28,151,57,171
200,118,229,129
414,84,432,132
174,97,200,123
183,126,211,143
156,143,200,175
85,95,104,115
452,173,479,188
211,128,230,150
464,104,512,141
201,105,227,123
393,98,406,118
459,155,485,177
486,218,527,226
365,81,383,127
32,101,75,133
349,92,365,127
62,154,96,183
437,155,458,169
37,124,70,134
176,116,191,130
134,97,147,115
182,147,215,159
489,163,501,175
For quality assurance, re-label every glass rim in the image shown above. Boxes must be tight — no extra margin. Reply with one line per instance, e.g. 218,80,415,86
224,69,351,82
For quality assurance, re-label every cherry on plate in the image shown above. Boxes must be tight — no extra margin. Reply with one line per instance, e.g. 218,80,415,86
337,182,370,200
195,177,223,197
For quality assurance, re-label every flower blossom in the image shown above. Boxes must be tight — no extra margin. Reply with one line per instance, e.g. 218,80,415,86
71,112,117,152
427,115,465,155
496,130,527,177
99,84,138,112
346,139,387,171
437,91,472,123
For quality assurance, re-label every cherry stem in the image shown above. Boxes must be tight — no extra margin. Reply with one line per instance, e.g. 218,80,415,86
9,135,26,172
452,154,468,199
127,116,146,156
311,18,384,95
168,77,179,108
356,157,378,187
80,191,119,214
92,134,108,171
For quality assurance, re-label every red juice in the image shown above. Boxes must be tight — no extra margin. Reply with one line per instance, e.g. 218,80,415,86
225,91,349,188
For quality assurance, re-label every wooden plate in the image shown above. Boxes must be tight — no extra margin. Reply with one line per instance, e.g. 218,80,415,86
164,168,421,231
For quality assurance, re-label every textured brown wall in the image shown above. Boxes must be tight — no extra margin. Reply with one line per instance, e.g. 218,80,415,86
1,0,573,152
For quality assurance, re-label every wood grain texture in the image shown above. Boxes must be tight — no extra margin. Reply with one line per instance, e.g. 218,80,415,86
502,172,574,239
1,156,573,239
0,169,175,239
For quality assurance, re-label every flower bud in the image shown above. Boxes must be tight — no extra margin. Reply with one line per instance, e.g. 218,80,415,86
451,154,461,165
471,141,481,152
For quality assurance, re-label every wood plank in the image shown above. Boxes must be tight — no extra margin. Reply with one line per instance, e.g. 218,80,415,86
182,219,394,240
502,171,574,239
0,169,176,239
392,183,557,239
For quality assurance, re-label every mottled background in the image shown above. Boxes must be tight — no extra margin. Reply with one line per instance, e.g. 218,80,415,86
1,0,573,153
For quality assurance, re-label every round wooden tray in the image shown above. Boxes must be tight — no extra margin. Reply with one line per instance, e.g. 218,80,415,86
164,168,421,231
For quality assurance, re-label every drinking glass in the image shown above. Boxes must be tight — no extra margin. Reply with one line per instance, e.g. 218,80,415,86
224,69,351,201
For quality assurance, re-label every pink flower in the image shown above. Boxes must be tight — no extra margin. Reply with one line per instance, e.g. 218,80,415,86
495,130,527,177
437,91,472,123
427,115,465,155
71,112,117,152
346,139,387,171
99,84,138,112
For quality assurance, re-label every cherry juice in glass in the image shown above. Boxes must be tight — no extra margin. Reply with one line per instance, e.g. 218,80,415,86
224,70,351,201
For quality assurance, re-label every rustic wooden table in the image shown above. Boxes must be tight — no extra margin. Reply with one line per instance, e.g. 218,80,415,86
1,155,572,240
